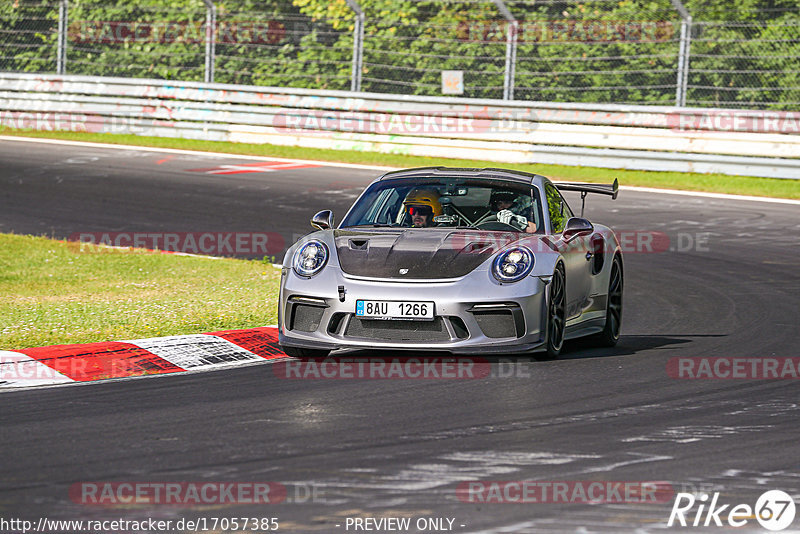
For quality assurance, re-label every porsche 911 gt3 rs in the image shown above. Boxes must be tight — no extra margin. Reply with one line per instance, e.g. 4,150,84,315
278,167,622,359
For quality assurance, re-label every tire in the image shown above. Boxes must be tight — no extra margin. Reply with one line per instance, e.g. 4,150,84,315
280,346,330,358
592,254,623,347
536,263,566,361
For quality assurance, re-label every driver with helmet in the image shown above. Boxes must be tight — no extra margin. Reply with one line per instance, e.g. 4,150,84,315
489,190,536,233
402,189,443,228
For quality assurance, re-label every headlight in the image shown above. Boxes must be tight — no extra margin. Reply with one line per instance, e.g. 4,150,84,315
492,246,534,283
292,240,329,277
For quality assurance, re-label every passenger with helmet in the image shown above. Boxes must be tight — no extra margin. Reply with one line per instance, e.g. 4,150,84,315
489,189,536,233
402,189,442,228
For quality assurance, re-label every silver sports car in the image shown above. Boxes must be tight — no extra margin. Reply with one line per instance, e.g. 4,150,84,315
278,167,622,359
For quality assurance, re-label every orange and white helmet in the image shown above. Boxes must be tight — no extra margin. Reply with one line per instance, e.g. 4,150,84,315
402,188,443,218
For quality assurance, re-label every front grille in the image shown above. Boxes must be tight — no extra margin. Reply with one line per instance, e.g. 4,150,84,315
473,310,517,338
290,304,325,332
344,317,450,341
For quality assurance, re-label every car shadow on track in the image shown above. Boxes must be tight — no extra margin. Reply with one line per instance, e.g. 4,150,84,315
330,334,717,363
557,333,725,360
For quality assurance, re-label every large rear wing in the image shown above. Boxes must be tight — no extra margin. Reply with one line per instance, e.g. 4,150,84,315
555,178,619,216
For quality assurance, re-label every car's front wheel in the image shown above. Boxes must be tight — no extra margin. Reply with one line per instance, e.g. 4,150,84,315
280,346,330,358
537,263,566,361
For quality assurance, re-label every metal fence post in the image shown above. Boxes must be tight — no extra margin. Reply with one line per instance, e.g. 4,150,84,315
56,0,67,74
202,0,216,83
493,0,517,100
679,16,692,107
345,0,364,92
671,0,691,107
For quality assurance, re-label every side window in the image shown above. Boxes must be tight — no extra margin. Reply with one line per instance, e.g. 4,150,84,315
363,189,389,223
362,188,400,224
562,195,575,219
375,189,399,224
545,183,568,233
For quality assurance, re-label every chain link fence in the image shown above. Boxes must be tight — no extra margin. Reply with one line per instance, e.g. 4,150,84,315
213,9,353,88
509,0,682,105
0,0,59,73
359,0,509,97
1,0,798,109
66,1,208,79
689,19,800,109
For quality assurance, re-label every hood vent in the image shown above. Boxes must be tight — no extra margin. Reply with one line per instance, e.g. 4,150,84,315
464,241,492,253
349,239,369,250
334,229,525,279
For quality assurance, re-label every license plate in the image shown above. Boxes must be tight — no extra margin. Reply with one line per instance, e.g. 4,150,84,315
356,300,434,320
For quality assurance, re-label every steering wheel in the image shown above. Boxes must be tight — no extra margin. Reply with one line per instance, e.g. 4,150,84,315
474,213,519,231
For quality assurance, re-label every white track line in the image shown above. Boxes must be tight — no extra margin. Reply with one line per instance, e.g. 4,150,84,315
0,135,396,171
2,135,797,204
620,185,800,205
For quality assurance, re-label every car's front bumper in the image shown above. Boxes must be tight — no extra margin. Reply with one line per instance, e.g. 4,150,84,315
278,267,548,355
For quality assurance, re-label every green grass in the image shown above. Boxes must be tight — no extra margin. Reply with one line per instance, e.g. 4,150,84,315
2,127,799,200
0,233,281,350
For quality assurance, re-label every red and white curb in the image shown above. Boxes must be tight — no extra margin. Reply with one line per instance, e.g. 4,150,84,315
186,160,320,174
3,135,798,205
0,327,287,390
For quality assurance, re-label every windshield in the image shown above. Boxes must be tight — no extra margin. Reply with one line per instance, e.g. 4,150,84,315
340,177,543,233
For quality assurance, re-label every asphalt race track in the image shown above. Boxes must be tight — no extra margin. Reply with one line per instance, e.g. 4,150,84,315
2,138,800,533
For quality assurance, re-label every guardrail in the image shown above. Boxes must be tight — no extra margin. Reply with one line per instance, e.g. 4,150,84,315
1,73,798,179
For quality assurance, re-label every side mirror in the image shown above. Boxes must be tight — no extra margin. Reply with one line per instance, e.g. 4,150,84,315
562,217,594,241
311,210,334,230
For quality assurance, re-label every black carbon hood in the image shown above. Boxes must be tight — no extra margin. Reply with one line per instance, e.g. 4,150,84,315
334,229,524,279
